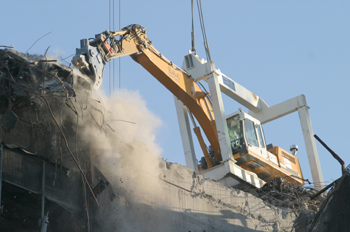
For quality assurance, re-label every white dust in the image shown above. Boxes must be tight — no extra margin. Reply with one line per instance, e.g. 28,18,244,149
81,89,169,231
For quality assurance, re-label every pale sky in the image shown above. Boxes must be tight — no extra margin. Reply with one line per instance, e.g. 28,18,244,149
2,0,349,187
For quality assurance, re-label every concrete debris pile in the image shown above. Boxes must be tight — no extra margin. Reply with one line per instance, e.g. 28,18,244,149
252,177,325,213
0,49,112,232
246,173,350,232
243,177,325,231
0,48,94,163
1,50,75,98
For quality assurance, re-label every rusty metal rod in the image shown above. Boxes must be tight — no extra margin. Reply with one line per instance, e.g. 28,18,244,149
314,134,345,173
310,178,338,200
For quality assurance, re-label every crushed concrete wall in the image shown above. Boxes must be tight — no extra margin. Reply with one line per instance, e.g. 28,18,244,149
96,159,297,232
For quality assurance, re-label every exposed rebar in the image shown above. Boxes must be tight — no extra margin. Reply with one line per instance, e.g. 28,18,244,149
314,134,345,173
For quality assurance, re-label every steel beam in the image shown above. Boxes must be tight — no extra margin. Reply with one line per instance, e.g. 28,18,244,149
181,52,324,189
298,106,324,190
207,72,233,161
216,72,265,113
248,95,324,190
183,53,266,113
174,96,198,171
248,95,306,124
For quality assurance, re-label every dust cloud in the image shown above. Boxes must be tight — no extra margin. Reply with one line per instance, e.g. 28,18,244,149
81,89,169,231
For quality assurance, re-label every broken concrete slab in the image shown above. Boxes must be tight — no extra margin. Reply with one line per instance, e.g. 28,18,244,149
95,159,298,231
159,161,297,231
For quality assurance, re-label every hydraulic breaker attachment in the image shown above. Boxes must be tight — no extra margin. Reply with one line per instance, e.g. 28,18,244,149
72,25,150,90
72,39,106,90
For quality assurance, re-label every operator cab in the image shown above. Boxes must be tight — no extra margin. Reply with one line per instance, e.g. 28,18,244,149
224,110,304,184
226,110,267,160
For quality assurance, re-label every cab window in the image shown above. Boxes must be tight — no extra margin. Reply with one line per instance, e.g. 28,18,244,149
244,119,259,147
226,115,244,153
256,124,265,148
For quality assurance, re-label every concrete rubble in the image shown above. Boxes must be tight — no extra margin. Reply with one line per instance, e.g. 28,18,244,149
157,161,296,231
0,49,348,231
0,48,111,231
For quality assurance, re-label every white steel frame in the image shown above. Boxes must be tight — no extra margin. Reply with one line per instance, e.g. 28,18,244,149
175,51,324,190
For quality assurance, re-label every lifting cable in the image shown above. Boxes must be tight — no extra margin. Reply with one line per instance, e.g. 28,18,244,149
119,0,121,90
109,0,112,95
109,0,121,93
191,0,196,54
191,0,213,105
196,0,212,62
190,0,214,122
113,0,115,92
